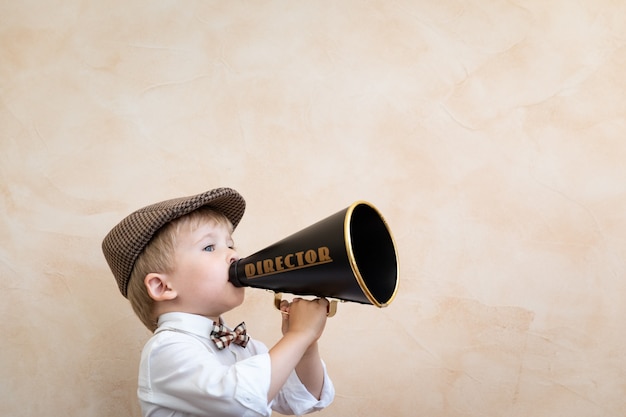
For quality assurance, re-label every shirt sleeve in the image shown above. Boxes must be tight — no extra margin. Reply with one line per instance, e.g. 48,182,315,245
271,360,335,416
138,332,273,417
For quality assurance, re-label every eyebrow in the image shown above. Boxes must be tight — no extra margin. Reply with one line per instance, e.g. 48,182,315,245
194,232,234,247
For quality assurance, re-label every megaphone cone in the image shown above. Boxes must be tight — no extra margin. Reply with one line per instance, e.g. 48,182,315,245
229,201,399,313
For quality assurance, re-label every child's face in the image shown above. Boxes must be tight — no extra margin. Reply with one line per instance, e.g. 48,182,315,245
165,218,244,320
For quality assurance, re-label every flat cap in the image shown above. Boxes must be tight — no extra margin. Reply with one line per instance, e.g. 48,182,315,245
102,187,245,298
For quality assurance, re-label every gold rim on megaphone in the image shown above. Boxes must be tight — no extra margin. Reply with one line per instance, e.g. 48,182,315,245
229,200,399,316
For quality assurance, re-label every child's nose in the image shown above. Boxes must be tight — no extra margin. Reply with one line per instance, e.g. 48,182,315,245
227,248,240,264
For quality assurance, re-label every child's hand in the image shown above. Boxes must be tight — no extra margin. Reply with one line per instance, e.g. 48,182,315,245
279,297,329,342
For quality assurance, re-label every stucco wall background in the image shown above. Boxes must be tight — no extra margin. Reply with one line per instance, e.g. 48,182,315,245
1,1,625,416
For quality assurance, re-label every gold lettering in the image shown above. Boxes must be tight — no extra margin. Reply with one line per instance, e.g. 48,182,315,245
275,256,284,271
318,246,331,262
304,249,317,264
263,259,275,273
244,247,333,278
244,263,256,278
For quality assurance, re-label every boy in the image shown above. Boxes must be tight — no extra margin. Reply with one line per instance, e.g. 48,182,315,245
102,187,334,416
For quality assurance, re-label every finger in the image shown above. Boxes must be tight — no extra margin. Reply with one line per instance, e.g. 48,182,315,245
315,297,329,306
279,300,290,316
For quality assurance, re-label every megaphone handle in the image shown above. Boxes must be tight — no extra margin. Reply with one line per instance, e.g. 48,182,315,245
273,293,338,317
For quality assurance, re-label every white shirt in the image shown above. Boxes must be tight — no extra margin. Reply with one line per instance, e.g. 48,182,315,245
138,312,335,417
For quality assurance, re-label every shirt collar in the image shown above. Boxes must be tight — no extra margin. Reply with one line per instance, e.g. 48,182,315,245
156,312,221,338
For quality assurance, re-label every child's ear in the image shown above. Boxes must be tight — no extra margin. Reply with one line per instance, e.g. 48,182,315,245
144,273,177,301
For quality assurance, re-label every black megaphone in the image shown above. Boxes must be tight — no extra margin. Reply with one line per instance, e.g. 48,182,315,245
229,201,399,316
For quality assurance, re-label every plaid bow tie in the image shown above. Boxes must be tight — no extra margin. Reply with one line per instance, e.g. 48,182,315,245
210,321,250,350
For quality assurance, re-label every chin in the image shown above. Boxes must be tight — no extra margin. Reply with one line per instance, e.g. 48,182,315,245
235,291,245,306
229,286,244,302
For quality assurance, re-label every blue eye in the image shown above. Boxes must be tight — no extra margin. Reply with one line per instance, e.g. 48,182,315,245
203,245,215,252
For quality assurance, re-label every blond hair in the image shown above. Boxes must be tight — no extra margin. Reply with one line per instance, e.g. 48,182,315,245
127,207,233,332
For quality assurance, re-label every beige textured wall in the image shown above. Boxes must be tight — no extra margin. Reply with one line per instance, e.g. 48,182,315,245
2,1,625,416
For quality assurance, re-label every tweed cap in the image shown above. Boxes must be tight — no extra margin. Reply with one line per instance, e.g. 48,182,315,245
102,187,245,298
